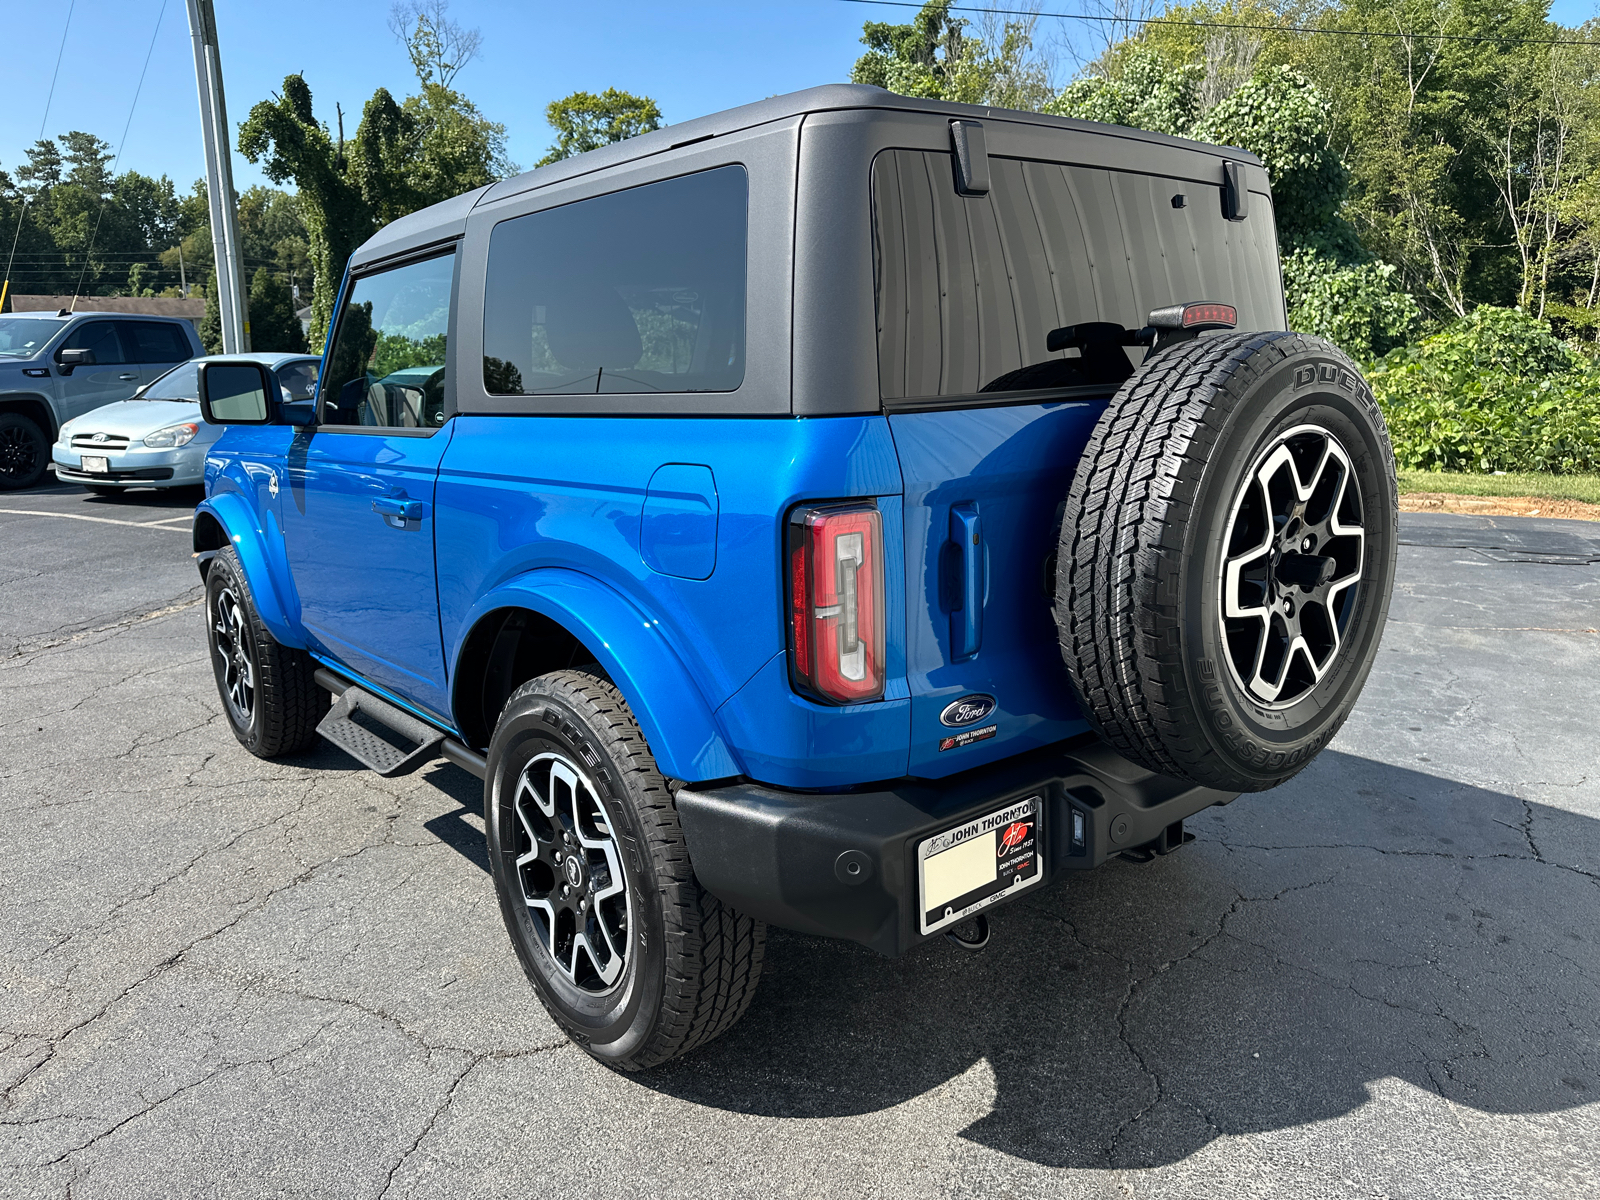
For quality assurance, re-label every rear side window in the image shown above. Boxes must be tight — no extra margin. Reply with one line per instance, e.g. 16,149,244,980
320,252,454,428
126,321,192,364
482,165,748,396
872,150,1284,400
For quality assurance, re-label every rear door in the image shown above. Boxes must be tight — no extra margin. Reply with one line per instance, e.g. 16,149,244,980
281,251,457,719
125,320,195,385
56,320,139,419
871,149,1285,778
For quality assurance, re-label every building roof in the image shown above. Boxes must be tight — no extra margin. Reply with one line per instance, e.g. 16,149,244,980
5,295,205,319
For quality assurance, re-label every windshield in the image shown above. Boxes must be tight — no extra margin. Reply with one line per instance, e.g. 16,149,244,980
141,361,199,401
0,317,65,358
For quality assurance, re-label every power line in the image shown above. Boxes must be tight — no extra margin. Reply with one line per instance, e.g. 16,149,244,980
2,0,75,314
72,0,168,310
837,0,1600,48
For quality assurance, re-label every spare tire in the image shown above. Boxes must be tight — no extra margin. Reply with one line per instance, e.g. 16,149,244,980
1055,331,1398,793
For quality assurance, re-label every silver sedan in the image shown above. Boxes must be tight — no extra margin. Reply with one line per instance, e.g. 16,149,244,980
51,353,319,493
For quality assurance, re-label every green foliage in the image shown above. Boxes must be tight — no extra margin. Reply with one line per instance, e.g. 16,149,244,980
248,267,308,354
240,2,510,348
538,90,663,167
851,0,1053,110
1282,250,1422,361
200,271,222,355
1045,48,1200,136
1370,307,1600,473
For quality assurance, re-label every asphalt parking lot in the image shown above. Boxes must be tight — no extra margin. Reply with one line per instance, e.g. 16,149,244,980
3,480,1598,1199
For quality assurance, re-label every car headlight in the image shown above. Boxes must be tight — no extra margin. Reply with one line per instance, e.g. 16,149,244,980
143,422,200,448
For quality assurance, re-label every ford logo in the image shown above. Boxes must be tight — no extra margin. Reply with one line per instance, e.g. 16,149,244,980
939,693,997,727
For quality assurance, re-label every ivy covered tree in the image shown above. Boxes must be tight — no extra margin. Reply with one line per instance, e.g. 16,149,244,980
850,0,1053,110
238,0,511,347
248,267,308,353
537,90,663,166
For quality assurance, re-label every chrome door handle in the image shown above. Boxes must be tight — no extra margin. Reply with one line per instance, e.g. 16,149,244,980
118,372,139,380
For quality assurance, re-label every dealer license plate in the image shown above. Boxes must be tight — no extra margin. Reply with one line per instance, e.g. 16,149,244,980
81,456,108,474
917,796,1042,936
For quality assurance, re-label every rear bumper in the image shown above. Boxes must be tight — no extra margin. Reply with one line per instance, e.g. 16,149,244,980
676,738,1235,957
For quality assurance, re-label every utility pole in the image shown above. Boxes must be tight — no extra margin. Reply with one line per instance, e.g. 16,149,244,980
185,0,248,351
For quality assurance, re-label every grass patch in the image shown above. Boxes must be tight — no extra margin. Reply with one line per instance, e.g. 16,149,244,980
1397,470,1600,504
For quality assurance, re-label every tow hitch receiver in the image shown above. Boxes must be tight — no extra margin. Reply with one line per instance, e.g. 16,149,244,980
1119,819,1197,863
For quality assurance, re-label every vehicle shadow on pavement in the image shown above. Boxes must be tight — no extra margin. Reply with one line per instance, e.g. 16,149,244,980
628,750,1600,1169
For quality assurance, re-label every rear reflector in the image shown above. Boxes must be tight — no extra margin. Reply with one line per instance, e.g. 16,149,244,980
787,502,886,704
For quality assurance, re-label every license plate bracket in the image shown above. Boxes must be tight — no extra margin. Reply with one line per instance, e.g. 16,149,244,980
917,795,1042,936
81,456,109,474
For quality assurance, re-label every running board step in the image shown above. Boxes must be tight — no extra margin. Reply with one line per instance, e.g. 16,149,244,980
315,685,445,777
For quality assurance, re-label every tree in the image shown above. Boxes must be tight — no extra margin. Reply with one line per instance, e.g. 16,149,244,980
389,0,482,88
240,3,510,347
200,271,222,354
538,90,663,166
850,0,1054,110
248,267,308,353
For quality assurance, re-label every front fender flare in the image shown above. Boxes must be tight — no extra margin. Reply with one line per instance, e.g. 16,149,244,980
194,492,304,649
453,569,743,784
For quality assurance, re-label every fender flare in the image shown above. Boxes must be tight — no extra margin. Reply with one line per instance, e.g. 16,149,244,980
453,568,743,784
193,492,305,649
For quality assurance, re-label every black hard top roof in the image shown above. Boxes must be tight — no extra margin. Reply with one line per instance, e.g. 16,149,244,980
351,84,1261,270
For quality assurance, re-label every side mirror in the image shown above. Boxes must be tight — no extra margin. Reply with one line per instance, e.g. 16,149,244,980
198,361,274,425
56,347,95,375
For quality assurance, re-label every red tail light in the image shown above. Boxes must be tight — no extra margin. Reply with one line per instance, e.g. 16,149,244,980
787,502,886,704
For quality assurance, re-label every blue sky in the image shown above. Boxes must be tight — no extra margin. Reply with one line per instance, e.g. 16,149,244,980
4,0,1598,196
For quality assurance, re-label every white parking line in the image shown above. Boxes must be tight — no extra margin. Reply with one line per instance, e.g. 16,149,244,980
0,509,192,532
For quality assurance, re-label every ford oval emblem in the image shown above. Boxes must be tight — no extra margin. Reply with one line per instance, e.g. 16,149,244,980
939,693,996,727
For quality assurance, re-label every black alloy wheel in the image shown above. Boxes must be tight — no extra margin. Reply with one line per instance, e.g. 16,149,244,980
210,582,257,730
0,413,48,491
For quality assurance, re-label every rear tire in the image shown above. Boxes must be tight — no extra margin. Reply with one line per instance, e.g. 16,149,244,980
485,670,765,1069
1055,331,1398,792
204,546,327,757
0,413,48,491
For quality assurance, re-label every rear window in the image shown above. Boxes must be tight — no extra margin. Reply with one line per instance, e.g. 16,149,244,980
481,165,748,396
872,150,1284,400
126,321,192,364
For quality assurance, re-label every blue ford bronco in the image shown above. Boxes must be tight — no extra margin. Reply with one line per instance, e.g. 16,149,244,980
193,86,1398,1069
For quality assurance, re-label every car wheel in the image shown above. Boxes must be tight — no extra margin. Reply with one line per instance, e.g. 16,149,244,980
204,546,327,757
485,670,765,1070
0,413,48,491
1056,331,1398,793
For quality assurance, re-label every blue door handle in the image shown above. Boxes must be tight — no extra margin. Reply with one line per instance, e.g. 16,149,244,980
372,496,424,523
949,502,982,660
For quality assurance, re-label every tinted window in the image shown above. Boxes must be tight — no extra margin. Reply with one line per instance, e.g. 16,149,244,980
320,253,453,428
872,151,1284,399
58,320,126,364
126,321,192,364
482,165,747,396
277,360,319,401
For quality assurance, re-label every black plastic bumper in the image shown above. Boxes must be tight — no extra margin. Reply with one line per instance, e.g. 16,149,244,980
676,739,1235,957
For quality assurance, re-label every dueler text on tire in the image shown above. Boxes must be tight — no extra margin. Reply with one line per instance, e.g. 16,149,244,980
485,671,765,1070
204,546,328,757
1056,331,1398,793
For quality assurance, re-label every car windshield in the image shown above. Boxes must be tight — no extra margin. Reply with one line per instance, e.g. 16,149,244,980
0,317,65,358
140,360,200,401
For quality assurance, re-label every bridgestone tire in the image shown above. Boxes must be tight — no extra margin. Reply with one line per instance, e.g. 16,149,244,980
485,671,765,1070
204,546,328,757
1056,331,1398,792
0,413,49,491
